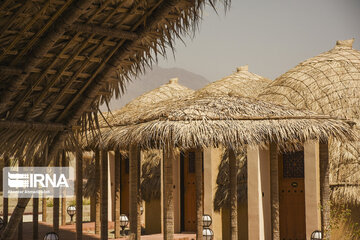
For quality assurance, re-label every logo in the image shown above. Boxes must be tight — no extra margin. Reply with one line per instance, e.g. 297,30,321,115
3,167,75,198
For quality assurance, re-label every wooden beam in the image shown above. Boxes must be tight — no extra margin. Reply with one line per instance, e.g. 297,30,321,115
114,150,121,238
270,143,280,240
129,145,141,240
53,154,60,233
76,151,83,240
163,145,174,240
195,149,203,240
61,150,67,226
3,156,9,225
0,0,95,113
100,150,108,240
0,120,67,131
95,150,101,235
229,149,238,240
69,23,139,40
320,142,330,239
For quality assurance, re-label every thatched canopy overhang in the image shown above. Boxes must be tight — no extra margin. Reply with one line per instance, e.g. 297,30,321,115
259,39,360,203
106,95,355,150
0,0,229,163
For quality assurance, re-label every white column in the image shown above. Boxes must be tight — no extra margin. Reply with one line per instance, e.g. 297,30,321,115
304,140,321,239
203,147,223,240
247,145,271,240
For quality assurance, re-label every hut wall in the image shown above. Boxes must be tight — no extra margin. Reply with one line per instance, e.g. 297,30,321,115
145,199,162,234
203,147,223,239
221,202,248,240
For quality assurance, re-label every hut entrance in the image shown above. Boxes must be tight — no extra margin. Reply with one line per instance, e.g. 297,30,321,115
120,155,130,216
279,151,306,240
180,151,204,232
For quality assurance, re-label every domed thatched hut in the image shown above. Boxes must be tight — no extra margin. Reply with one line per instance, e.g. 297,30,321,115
259,39,360,203
259,39,360,239
84,78,194,237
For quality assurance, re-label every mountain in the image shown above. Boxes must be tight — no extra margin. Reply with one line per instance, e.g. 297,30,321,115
101,66,210,111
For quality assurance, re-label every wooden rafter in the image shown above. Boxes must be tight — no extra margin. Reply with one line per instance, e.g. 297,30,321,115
0,120,66,131
23,0,121,120
41,1,130,120
69,23,139,40
56,0,165,123
0,0,95,113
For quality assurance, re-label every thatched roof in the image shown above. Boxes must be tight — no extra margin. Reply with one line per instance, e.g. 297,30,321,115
111,95,354,150
87,78,195,149
259,39,360,203
0,0,229,163
195,65,271,98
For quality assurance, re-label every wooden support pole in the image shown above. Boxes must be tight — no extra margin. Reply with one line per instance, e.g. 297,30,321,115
33,198,39,240
3,156,9,225
53,154,60,233
76,151,83,240
270,143,280,240
129,145,141,240
18,216,23,240
95,151,101,235
228,149,238,240
195,149,204,240
114,150,121,238
320,142,330,239
42,197,47,222
100,150,108,240
61,151,67,226
163,145,174,240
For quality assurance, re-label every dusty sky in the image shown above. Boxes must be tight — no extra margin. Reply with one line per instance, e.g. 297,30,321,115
157,0,360,81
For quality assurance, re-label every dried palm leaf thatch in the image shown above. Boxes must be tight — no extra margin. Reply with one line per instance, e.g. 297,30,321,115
86,78,195,150
214,147,247,211
113,95,354,150
196,65,271,98
259,39,360,203
0,0,230,164
141,149,162,202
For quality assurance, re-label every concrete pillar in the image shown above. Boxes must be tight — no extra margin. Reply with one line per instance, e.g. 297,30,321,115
304,140,321,239
61,151,67,226
247,145,271,240
203,147,222,240
229,149,238,240
320,142,330,239
129,145,141,240
76,151,83,240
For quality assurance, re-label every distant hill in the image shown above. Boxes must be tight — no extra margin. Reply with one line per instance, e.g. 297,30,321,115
101,66,210,111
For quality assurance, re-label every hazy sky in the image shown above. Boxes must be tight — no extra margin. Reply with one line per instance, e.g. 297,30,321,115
156,0,360,81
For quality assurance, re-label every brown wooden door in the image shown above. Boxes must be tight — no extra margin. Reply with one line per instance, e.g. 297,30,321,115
121,156,130,216
279,151,306,240
184,151,197,231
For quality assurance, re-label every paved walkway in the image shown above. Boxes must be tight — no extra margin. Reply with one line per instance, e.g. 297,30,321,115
16,222,196,240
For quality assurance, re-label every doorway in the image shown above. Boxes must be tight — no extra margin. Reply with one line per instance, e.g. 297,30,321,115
180,151,203,232
279,151,306,240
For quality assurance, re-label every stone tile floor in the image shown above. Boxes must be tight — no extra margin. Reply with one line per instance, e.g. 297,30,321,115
16,221,196,240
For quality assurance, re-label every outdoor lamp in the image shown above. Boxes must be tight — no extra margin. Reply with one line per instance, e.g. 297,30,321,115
43,232,59,240
202,228,214,240
140,206,144,215
67,205,76,224
119,214,129,236
311,230,322,240
202,214,212,228
0,217,5,231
